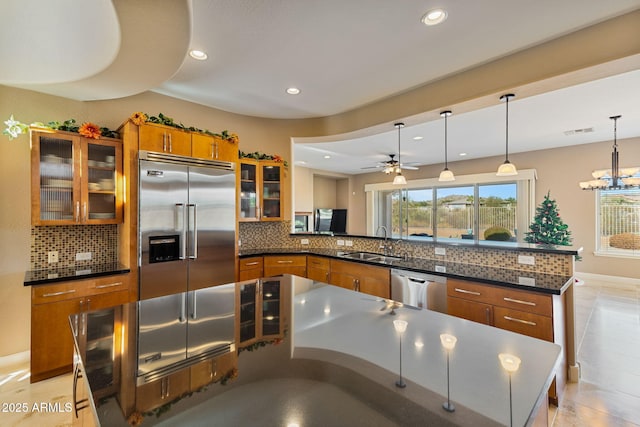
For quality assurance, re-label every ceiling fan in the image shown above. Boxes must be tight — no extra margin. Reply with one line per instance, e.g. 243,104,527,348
361,154,419,174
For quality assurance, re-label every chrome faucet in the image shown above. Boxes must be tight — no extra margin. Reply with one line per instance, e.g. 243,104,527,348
376,225,390,256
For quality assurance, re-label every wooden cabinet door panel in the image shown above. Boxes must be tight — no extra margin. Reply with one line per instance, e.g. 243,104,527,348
494,307,554,341
307,266,330,283
136,369,190,413
139,125,191,156
31,298,82,382
447,296,493,325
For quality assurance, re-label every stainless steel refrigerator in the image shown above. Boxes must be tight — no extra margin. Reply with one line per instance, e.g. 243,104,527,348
136,151,236,380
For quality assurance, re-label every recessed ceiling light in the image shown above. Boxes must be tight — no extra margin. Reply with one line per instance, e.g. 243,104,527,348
413,136,423,141
422,8,447,26
286,87,301,95
189,49,208,60
459,152,467,157
323,155,331,159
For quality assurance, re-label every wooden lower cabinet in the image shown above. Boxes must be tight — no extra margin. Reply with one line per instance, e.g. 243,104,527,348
190,352,237,391
329,259,390,299
263,255,306,277
446,278,564,405
306,255,330,282
136,369,191,414
238,256,264,281
31,274,131,383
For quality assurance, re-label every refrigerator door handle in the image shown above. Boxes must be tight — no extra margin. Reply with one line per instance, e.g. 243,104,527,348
175,203,187,260
179,293,187,323
188,204,198,259
189,291,197,320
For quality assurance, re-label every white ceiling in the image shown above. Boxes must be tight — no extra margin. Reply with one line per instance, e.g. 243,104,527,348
2,0,640,174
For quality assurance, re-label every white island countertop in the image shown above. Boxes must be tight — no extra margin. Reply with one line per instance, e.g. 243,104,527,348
292,276,561,426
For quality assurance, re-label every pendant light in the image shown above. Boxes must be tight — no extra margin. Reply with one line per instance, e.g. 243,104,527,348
393,122,407,185
496,94,518,176
579,115,640,189
438,110,455,182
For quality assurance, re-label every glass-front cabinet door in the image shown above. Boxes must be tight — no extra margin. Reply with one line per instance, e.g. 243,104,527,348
31,131,123,225
239,161,258,221
32,132,80,224
83,139,122,223
260,278,282,338
261,163,282,220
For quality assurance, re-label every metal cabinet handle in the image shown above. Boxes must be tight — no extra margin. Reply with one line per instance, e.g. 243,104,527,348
245,261,259,266
179,293,186,323
162,133,167,152
73,365,89,418
168,134,173,153
454,288,481,296
503,297,536,306
75,202,80,223
277,260,293,264
42,289,76,297
83,202,87,222
166,377,170,398
503,315,537,326
190,292,197,320
161,378,167,399
486,307,491,324
95,282,123,289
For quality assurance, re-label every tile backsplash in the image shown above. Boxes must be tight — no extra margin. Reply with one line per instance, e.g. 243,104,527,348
30,225,118,270
239,221,575,276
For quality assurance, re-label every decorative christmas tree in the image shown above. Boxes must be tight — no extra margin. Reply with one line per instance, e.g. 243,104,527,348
524,191,572,245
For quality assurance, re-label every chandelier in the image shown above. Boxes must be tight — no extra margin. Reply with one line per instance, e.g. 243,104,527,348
579,115,640,190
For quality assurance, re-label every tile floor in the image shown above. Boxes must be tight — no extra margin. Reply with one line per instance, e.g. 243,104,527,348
1,276,638,426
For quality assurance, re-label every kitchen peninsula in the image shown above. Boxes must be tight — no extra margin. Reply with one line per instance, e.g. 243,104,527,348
237,221,581,406
74,275,560,426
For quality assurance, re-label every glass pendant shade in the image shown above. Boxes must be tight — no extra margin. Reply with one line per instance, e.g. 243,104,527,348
497,161,518,176
439,168,455,181
498,353,521,373
393,173,407,185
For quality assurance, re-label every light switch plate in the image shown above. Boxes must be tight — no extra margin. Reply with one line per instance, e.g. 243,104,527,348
345,240,353,247
76,252,92,261
435,265,446,273
435,247,446,256
300,238,309,245
336,240,345,246
47,251,58,263
518,255,535,265
518,276,536,286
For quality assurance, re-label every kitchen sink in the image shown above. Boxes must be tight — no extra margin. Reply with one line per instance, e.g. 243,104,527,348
340,252,404,264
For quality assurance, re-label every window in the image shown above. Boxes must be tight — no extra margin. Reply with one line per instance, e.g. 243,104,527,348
597,189,640,257
365,170,535,243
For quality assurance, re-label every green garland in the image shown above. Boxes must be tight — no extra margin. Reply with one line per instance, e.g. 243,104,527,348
143,112,237,141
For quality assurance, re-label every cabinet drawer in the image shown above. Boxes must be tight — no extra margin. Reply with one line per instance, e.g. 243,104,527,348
307,256,330,270
494,307,553,341
264,255,306,267
239,257,264,270
86,275,129,296
264,265,307,278
447,279,496,305
491,287,552,317
32,281,88,304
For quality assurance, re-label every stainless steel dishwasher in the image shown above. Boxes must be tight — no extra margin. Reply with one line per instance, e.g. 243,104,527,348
390,268,447,313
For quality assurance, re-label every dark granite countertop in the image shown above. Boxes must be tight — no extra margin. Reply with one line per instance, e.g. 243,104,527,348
240,248,574,295
24,263,130,286
290,233,583,255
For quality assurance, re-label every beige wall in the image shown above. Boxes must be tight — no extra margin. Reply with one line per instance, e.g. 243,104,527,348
313,176,338,208
348,137,640,279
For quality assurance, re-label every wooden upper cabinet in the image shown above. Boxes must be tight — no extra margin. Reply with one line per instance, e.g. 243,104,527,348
138,123,191,156
31,131,123,225
238,159,286,221
192,134,238,162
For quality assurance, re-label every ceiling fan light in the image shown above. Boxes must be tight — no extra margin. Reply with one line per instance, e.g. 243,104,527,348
393,173,407,185
497,161,518,176
439,168,455,182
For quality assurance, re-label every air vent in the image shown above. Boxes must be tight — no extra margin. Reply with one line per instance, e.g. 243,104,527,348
564,127,594,136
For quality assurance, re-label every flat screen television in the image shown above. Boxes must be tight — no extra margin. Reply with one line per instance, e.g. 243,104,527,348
315,209,347,233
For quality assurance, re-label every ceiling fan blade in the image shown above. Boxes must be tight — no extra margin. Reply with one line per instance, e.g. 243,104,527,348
402,165,419,170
